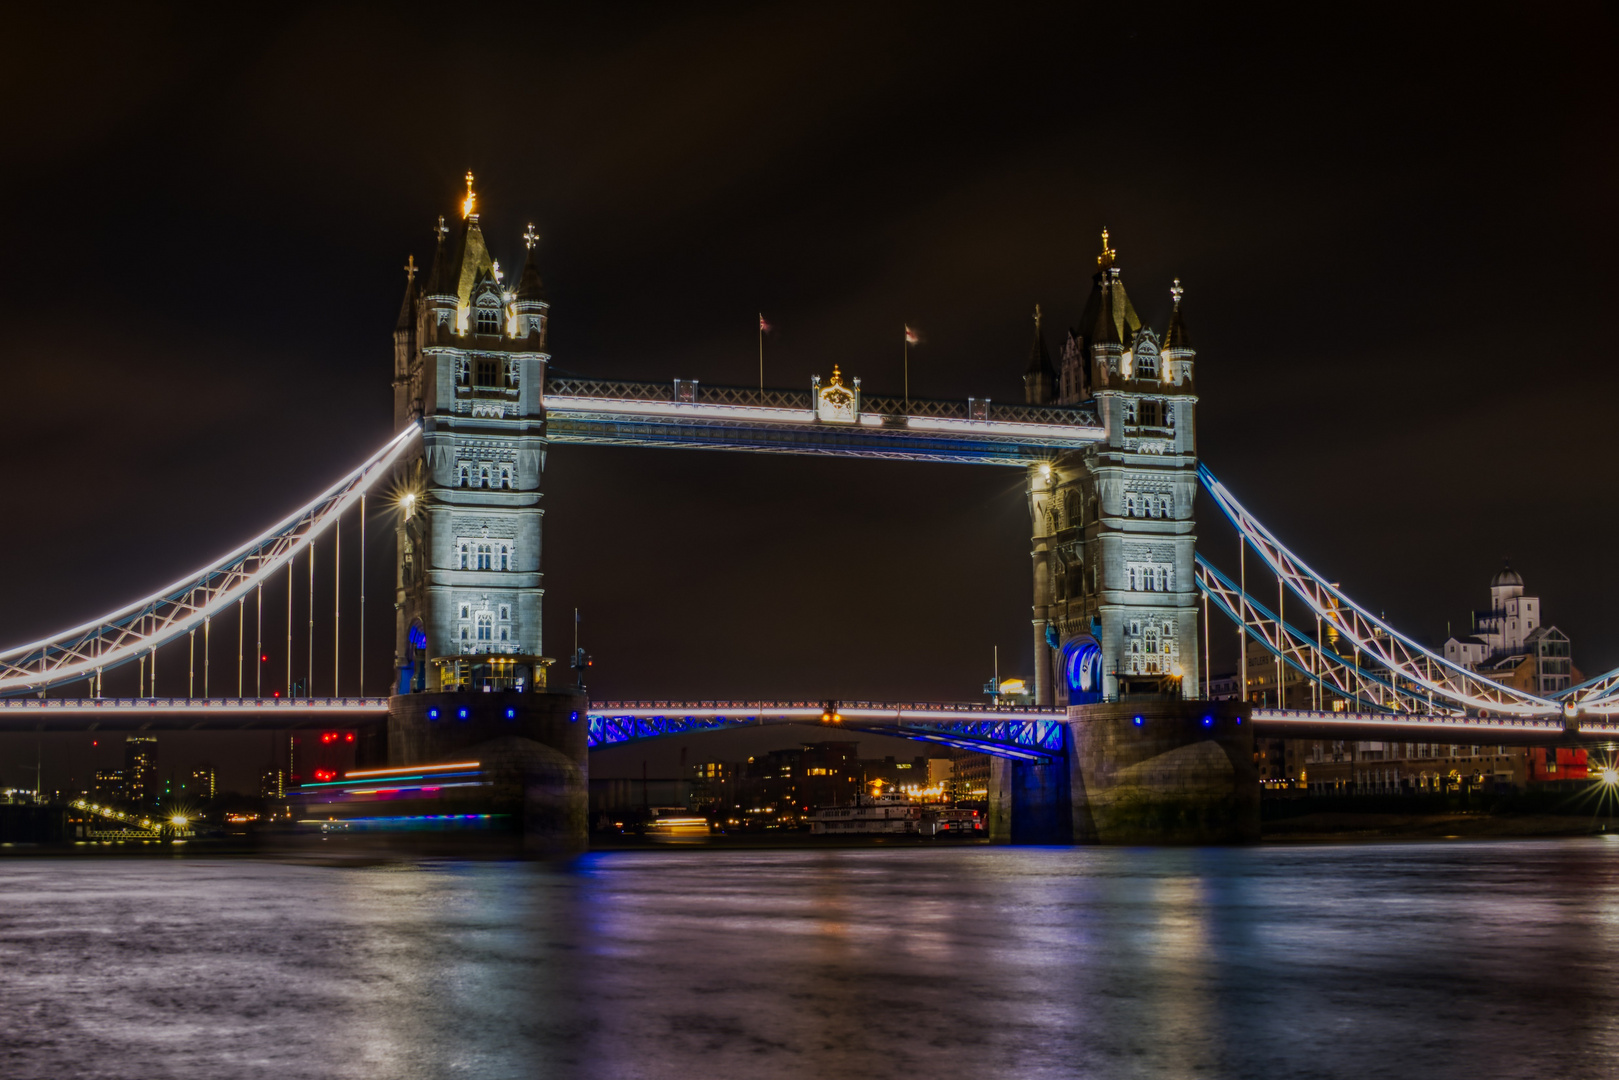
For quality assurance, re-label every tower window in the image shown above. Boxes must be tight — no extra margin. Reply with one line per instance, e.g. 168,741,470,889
460,604,471,619
500,467,512,489
498,605,510,620
499,545,510,571
476,614,493,641
473,358,501,386
457,544,469,570
476,306,500,336
476,544,493,571
458,465,469,487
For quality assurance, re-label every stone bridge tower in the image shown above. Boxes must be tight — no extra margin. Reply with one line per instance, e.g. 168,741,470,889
391,174,552,696
383,176,586,851
1025,232,1200,706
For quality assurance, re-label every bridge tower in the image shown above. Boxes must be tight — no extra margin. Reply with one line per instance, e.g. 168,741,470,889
1027,231,1200,706
392,175,552,696
385,176,586,850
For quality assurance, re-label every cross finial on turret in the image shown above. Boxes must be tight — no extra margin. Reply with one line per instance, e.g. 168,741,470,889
462,171,477,218
436,214,448,241
1098,228,1116,269
403,254,417,283
1034,303,1042,330
523,223,539,250
1170,278,1184,308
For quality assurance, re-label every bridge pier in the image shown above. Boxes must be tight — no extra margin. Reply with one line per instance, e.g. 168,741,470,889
989,700,1256,845
381,689,589,853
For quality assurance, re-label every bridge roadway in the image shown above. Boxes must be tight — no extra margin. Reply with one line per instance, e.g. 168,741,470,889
3,698,1615,750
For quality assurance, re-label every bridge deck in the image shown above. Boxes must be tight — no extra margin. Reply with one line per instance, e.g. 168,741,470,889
543,378,1104,465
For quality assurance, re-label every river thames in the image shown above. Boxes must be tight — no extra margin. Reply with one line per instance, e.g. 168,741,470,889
2,840,1616,1079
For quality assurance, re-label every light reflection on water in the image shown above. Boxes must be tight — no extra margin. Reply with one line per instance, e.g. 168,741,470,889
2,840,1618,1079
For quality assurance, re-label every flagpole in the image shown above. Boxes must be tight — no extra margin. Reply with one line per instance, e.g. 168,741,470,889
904,336,909,411
758,313,764,392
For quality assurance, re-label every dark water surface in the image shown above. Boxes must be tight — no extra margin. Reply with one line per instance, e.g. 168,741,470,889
3,840,1618,1079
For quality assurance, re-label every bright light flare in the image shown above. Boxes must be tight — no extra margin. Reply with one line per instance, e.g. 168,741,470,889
170,815,189,827
1601,767,1619,787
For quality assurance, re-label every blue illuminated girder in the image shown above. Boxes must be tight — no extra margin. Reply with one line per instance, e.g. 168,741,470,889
586,703,1066,761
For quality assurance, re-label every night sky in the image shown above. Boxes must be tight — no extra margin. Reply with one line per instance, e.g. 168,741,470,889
3,4,1616,791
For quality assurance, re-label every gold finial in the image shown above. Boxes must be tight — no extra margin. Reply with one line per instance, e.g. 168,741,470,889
1170,277,1184,308
403,254,417,283
462,171,477,219
1034,303,1042,330
828,364,845,387
1098,227,1116,269
436,215,447,241
523,223,539,250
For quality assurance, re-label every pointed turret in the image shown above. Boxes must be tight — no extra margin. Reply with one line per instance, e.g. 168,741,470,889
513,224,550,345
395,255,419,332
1023,304,1056,404
1161,278,1194,385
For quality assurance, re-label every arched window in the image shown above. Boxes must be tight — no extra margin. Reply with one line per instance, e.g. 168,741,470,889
500,467,512,489
457,544,469,570
499,545,510,571
1124,493,1137,517
479,467,490,488
476,305,500,335
458,465,469,487
476,544,492,571
476,613,493,641
1064,491,1080,527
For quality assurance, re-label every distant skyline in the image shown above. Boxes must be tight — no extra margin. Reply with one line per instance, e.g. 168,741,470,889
2,5,1616,785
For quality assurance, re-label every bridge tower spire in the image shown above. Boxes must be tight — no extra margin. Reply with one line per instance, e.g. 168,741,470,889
392,178,554,697
1028,235,1200,706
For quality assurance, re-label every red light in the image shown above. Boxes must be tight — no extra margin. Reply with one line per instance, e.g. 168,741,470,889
273,691,280,698
345,733,354,743
260,654,268,662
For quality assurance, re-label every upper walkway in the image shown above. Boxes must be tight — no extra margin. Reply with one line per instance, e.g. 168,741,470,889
542,378,1104,465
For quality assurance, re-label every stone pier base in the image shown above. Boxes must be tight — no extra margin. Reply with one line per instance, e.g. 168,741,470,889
1066,700,1257,844
381,689,589,853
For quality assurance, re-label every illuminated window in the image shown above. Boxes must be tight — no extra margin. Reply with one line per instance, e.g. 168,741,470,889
476,614,493,641
476,544,492,570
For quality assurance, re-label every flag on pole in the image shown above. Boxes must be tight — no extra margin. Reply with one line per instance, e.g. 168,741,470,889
904,325,920,345
759,314,772,333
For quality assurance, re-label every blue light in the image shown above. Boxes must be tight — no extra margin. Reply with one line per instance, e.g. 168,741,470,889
1202,715,1213,727
457,707,469,720
1132,715,1144,727
408,624,427,650
1064,640,1103,703
569,711,579,723
427,707,440,721
505,707,516,719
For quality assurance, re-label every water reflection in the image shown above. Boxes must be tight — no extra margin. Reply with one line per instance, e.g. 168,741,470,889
1,842,1618,1078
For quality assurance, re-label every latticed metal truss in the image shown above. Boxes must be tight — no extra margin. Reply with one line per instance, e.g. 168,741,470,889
1199,464,1562,718
586,700,1066,761
0,426,419,696
1564,667,1619,713
1195,555,1444,714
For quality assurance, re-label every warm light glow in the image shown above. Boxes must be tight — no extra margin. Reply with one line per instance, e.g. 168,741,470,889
1039,464,1052,479
997,678,1027,695
462,171,477,218
1601,767,1619,786
169,815,188,827
345,762,480,778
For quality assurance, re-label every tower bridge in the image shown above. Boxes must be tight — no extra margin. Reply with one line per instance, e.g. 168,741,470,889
6,181,1618,846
